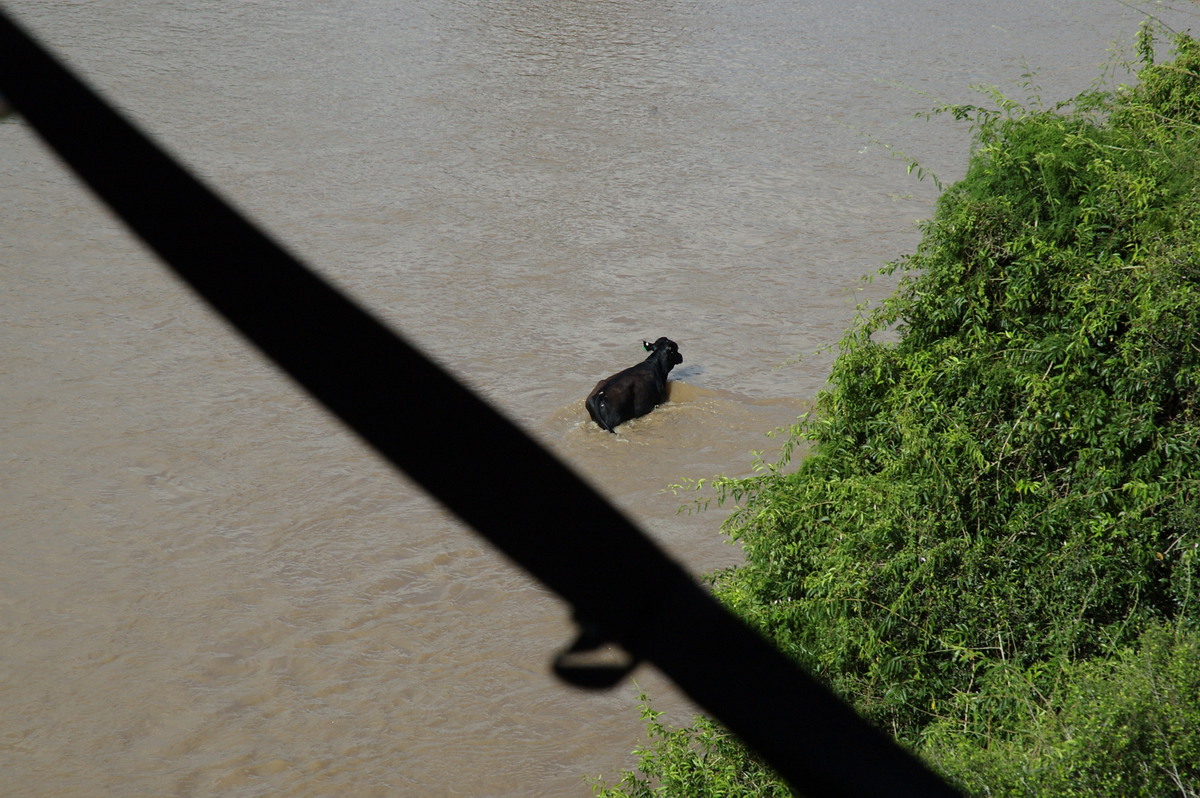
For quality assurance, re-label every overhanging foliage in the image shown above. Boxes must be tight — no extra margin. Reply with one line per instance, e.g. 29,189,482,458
598,27,1200,798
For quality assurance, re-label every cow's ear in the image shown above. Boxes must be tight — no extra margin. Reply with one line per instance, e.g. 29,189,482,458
642,340,652,351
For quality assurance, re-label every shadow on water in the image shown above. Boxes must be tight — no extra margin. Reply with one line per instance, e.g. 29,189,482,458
671,363,706,381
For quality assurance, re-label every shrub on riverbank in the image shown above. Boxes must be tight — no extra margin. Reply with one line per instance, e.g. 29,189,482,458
596,27,1200,798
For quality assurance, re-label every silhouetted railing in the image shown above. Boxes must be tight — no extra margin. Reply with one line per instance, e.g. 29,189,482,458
0,8,958,796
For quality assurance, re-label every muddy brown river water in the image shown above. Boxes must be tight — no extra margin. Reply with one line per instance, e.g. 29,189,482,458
2,1,1189,795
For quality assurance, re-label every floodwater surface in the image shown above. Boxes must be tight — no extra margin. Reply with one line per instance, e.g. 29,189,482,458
1,1,1185,795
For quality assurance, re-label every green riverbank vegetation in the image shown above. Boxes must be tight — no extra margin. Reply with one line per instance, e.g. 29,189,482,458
596,26,1200,798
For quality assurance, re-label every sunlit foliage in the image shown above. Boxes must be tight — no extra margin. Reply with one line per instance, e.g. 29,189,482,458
596,27,1200,798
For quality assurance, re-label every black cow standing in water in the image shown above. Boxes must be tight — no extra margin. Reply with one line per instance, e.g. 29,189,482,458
585,337,683,432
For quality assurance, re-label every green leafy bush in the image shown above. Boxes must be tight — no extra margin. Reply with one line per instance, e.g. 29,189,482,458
596,28,1200,798
592,694,791,798
923,623,1200,797
711,29,1200,743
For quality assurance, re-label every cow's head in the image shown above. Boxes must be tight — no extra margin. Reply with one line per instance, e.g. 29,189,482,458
644,337,683,366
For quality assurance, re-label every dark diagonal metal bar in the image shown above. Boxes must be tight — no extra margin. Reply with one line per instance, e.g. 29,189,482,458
0,8,958,796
